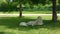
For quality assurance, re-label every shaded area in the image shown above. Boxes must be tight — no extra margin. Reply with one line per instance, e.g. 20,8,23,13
0,32,5,34
19,20,60,31
0,32,14,34
0,16,36,29
0,16,60,31
0,17,19,29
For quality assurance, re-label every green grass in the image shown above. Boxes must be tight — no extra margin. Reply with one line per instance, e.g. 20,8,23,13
0,16,60,34
23,11,52,14
0,11,60,14
0,17,19,34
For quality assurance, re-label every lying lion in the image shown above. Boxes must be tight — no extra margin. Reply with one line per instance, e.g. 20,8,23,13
20,16,43,26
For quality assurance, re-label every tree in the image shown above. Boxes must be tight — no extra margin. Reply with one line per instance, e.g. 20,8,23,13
19,0,47,17
30,0,57,21
52,0,57,21
7,0,23,17
19,0,25,17
13,0,47,17
17,0,27,17
19,2,22,17
5,0,58,21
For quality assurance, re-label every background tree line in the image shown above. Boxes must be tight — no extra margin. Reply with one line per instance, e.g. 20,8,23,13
0,0,60,11
0,0,60,21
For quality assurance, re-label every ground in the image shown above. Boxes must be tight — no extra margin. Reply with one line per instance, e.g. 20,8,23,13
0,16,60,34
0,11,60,14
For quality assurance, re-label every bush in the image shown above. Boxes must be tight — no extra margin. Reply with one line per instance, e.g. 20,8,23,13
0,2,18,11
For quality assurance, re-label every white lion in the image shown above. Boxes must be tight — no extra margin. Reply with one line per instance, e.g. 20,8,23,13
19,16,43,26
19,22,28,26
27,16,43,26
27,21,35,26
35,16,43,25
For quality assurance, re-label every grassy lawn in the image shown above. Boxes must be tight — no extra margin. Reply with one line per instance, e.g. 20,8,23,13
0,16,60,34
0,17,19,34
0,11,60,14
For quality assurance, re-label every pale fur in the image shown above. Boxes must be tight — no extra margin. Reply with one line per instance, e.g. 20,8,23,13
19,22,28,26
20,16,43,26
27,16,43,26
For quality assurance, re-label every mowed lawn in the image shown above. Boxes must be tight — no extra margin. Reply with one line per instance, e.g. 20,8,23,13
0,11,60,14
0,16,60,34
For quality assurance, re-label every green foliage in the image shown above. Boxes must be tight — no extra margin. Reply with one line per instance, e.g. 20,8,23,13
0,0,60,11
58,0,60,4
0,2,8,11
0,0,18,11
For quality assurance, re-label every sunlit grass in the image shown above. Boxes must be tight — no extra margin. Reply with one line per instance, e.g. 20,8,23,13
0,11,60,14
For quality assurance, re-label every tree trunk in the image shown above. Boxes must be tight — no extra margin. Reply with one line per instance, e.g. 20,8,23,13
19,2,22,17
52,0,57,21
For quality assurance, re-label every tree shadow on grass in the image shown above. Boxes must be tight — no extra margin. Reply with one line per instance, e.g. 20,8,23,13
0,32,15,34
0,17,60,31
19,20,60,31
0,32,5,34
0,17,19,29
0,17,36,29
